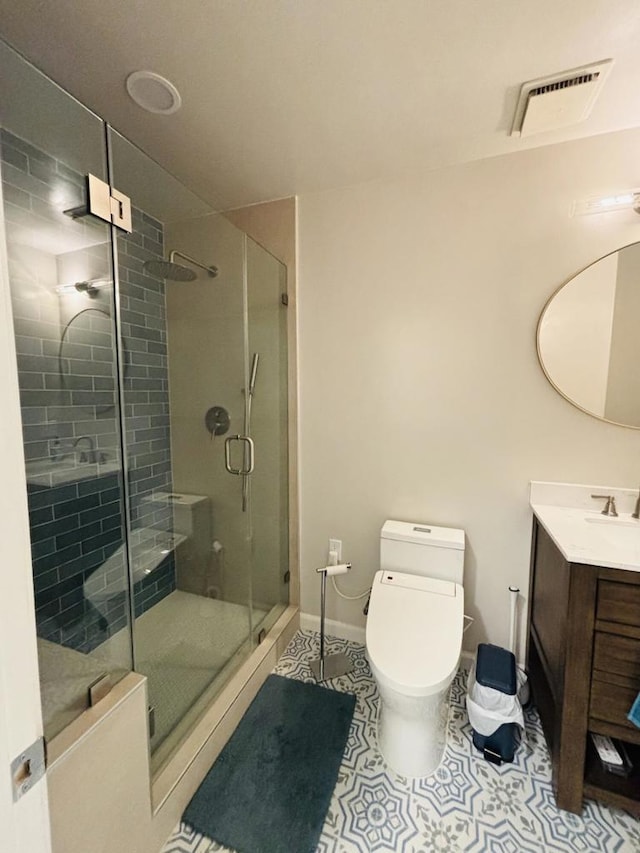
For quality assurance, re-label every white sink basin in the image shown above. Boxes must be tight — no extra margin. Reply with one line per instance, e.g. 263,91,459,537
585,516,640,529
26,458,120,487
585,515,640,552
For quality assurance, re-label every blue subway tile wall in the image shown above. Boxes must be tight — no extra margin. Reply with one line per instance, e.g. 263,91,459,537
1,128,176,652
28,473,124,651
117,206,175,540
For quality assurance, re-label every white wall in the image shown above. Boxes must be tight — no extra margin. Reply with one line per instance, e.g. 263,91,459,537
297,126,640,655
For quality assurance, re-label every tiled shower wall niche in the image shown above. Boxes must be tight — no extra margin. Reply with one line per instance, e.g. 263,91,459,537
1,129,176,651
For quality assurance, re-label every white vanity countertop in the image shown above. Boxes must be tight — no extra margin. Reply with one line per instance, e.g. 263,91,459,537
530,481,640,572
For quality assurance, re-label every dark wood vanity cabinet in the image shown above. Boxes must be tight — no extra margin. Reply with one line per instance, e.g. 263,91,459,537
528,518,640,815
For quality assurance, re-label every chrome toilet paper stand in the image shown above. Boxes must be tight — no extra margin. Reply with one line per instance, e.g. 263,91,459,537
310,562,355,682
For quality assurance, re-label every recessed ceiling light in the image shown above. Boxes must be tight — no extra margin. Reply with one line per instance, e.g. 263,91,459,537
125,70,182,115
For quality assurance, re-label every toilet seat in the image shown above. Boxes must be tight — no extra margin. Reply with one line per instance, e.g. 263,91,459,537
366,569,464,697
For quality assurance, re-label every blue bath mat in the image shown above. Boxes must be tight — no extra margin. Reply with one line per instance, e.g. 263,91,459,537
183,674,356,853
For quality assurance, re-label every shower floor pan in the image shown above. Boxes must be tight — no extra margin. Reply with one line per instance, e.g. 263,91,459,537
39,590,266,762
136,591,266,763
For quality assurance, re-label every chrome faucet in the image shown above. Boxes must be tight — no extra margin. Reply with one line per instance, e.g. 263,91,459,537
591,494,618,517
73,435,106,464
632,488,640,520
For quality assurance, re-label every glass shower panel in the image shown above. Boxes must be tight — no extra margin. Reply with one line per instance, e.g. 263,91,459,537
108,130,254,772
0,40,132,741
246,236,289,637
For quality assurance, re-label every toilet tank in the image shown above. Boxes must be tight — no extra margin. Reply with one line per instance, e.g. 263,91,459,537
380,520,465,584
143,491,211,569
170,493,210,542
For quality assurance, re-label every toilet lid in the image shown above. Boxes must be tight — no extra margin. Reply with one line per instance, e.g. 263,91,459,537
366,570,464,697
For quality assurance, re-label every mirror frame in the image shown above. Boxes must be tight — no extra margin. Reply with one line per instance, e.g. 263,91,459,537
536,242,640,431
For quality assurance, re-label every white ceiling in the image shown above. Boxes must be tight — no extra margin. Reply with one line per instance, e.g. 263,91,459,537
1,0,640,210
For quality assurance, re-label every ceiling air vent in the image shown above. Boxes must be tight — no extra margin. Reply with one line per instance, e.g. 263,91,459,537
510,60,613,138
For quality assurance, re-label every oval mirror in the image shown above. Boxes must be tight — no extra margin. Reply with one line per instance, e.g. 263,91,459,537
59,308,121,414
537,241,640,429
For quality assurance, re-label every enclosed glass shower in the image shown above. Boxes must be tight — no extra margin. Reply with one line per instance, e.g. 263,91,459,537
0,41,289,773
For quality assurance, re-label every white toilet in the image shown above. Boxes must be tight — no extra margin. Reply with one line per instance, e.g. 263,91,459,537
366,520,465,778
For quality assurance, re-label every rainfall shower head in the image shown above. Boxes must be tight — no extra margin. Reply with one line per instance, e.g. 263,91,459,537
143,250,218,281
144,259,196,281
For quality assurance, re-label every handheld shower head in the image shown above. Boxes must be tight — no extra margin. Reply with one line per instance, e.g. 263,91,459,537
249,353,260,397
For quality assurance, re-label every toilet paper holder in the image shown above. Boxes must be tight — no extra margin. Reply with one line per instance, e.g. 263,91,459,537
310,563,355,682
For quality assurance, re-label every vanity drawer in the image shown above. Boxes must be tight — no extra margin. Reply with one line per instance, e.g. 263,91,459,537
590,630,640,737
597,580,640,629
593,632,640,683
590,678,640,736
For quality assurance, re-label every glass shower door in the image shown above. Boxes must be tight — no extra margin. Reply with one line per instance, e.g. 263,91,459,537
109,130,255,771
246,236,289,638
0,40,133,741
0,37,290,774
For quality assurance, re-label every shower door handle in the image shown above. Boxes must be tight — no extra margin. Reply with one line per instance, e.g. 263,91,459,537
224,435,255,475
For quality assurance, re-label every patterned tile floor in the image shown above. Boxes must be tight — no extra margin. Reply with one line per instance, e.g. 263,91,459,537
162,630,640,852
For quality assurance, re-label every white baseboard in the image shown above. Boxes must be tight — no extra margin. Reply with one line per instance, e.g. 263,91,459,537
300,612,366,645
